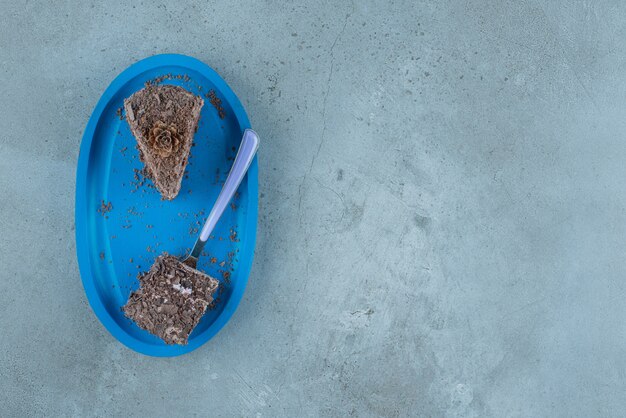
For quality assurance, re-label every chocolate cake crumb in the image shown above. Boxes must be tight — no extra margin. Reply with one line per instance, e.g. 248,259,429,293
99,252,105,260
116,107,124,120
214,167,221,184
97,200,113,216
127,206,143,216
207,90,226,119
153,73,172,84
130,168,149,193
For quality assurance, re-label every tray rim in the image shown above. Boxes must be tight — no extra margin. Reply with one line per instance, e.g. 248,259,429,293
75,53,258,357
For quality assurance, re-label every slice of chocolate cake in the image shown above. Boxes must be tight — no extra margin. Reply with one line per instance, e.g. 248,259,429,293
124,84,204,200
123,253,219,345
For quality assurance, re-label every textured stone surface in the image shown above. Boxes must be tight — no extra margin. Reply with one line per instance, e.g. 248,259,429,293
1,0,625,416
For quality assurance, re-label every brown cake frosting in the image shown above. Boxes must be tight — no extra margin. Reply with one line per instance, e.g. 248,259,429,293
124,85,204,200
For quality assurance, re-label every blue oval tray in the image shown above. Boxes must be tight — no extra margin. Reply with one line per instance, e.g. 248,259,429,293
75,54,258,356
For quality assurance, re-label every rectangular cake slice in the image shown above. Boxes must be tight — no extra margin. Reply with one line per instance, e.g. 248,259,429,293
123,253,219,345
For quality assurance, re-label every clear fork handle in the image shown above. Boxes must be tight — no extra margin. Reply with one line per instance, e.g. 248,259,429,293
199,129,260,242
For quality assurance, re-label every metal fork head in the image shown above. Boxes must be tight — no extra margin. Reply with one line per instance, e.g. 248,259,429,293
181,255,198,269
180,238,206,269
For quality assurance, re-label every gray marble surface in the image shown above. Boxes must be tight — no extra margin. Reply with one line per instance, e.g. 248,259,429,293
1,0,625,416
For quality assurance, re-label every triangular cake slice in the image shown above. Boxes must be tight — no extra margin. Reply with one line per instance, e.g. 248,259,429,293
124,84,204,200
